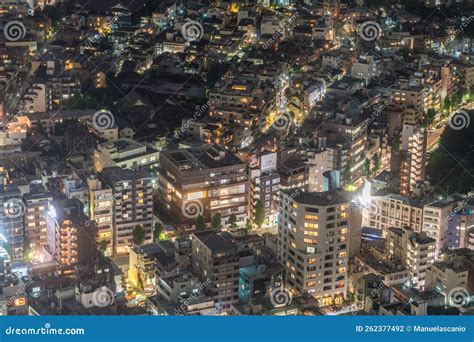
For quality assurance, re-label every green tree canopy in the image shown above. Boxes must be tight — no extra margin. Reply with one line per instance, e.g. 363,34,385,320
196,215,206,231
133,226,146,245
211,213,222,230
254,200,265,229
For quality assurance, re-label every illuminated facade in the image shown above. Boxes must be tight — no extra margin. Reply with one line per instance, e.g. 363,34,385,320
158,144,249,231
93,138,159,172
101,167,154,254
277,190,349,306
386,226,436,288
87,175,113,255
24,192,53,260
192,230,239,311
364,193,424,234
400,124,427,196
0,185,24,260
46,199,97,273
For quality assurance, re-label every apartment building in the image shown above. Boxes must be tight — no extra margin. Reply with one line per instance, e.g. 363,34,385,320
278,159,308,190
249,151,281,226
307,147,339,192
0,185,24,260
364,193,424,234
386,226,436,288
88,116,118,141
446,205,474,249
32,61,81,111
277,190,350,306
101,167,154,254
321,49,347,70
94,138,160,172
208,77,267,127
24,192,53,260
46,199,97,274
422,196,460,256
391,83,432,114
87,175,113,256
400,124,427,195
192,230,239,311
426,259,469,303
158,144,249,232
350,54,381,85
129,243,162,290
322,114,368,186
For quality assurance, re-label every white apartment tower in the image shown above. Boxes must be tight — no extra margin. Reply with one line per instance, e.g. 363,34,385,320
278,190,350,306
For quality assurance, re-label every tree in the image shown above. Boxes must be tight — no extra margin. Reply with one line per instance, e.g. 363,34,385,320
228,214,237,228
363,158,371,177
153,222,164,241
132,225,146,245
443,96,451,113
211,213,222,230
372,154,380,176
452,90,463,107
254,200,265,229
425,108,437,127
196,215,206,231
342,164,351,183
98,240,108,255
426,109,474,193
23,236,32,262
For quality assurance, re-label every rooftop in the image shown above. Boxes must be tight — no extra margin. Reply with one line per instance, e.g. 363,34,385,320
283,190,349,207
193,230,237,254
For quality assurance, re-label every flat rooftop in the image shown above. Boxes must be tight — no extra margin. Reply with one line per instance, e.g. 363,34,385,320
163,144,244,172
283,190,349,207
193,230,237,254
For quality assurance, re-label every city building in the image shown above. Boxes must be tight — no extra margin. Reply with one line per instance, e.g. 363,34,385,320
24,191,53,261
400,124,427,195
87,175,114,256
46,199,97,274
422,196,460,256
385,226,436,288
0,185,24,260
277,190,350,306
94,138,160,172
158,144,249,232
192,230,240,311
101,167,154,254
426,259,469,303
364,193,424,234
